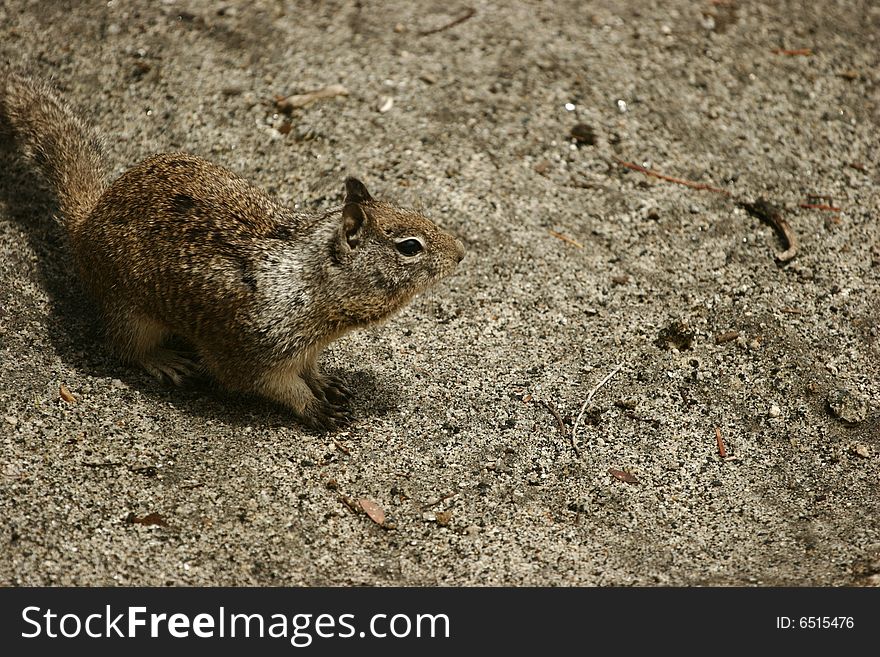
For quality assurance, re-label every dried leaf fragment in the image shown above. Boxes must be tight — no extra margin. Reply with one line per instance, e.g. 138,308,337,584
714,330,739,345
435,510,453,526
608,468,639,484
129,512,168,527
59,384,76,404
358,498,386,525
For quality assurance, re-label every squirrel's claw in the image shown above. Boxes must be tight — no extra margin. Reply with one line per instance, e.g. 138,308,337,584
141,349,197,386
323,375,354,406
306,374,353,408
302,398,353,433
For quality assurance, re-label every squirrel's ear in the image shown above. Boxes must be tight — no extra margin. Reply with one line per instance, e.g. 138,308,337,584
341,203,369,249
344,177,374,205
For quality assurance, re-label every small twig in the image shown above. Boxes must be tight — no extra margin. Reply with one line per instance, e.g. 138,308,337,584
615,157,811,264
547,229,584,249
541,400,569,437
418,7,476,36
771,48,812,56
715,426,727,458
420,492,458,511
571,363,624,456
614,158,731,195
799,203,841,212
332,438,351,455
740,198,798,263
273,84,349,113
806,194,834,205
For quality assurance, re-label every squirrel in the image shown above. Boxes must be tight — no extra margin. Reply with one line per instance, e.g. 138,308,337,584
0,72,465,431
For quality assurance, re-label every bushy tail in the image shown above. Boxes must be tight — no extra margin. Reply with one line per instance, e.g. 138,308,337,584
1,71,106,231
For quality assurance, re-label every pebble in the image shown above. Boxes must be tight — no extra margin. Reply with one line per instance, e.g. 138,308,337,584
768,404,781,418
827,388,868,424
4,415,18,427
378,96,394,113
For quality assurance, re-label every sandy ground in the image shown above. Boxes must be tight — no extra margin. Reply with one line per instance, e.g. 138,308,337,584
1,0,878,586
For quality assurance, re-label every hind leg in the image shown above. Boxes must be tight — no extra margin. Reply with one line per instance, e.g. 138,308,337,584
104,307,196,385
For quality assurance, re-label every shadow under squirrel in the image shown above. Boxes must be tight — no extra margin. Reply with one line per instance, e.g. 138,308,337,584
1,72,465,431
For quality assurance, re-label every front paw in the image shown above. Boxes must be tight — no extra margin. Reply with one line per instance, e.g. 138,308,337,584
300,399,354,433
323,375,354,406
306,374,353,407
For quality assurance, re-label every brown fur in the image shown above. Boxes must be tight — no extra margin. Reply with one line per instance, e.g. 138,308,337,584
1,72,465,430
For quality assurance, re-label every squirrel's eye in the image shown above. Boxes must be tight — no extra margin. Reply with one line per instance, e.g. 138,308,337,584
395,238,424,257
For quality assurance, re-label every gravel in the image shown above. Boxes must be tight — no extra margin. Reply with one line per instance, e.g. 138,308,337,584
1,0,878,586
